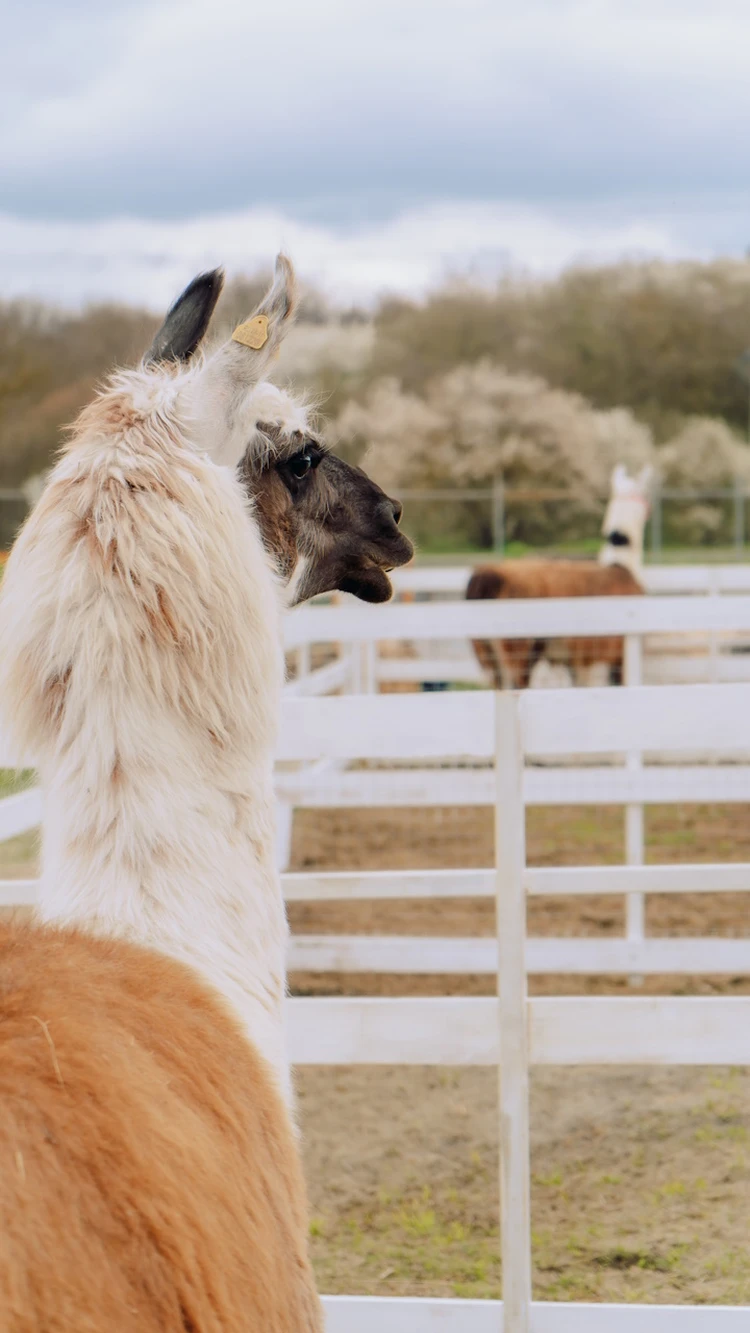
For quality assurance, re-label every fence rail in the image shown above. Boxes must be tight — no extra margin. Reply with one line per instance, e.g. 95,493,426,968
388,561,750,597
319,1297,749,1331
287,992,750,1067
283,593,750,649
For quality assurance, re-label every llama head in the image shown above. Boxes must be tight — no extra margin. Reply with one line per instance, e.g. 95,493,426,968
238,422,413,605
146,256,414,604
600,463,653,571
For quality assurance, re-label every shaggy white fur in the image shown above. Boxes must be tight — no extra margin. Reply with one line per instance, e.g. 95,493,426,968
0,260,308,1108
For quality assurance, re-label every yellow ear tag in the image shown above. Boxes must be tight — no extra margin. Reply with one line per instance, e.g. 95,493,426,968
232,314,269,350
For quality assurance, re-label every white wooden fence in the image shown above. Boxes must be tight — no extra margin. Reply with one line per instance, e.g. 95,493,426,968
279,593,750,975
284,591,750,652
283,590,750,693
3,686,750,1326
352,561,750,696
293,686,750,1330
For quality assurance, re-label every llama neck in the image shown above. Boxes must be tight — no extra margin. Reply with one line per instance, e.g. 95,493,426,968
37,723,292,1102
599,494,648,578
0,403,293,1105
598,538,643,577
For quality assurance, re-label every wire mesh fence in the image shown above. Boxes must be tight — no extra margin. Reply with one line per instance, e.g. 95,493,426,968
397,481,750,557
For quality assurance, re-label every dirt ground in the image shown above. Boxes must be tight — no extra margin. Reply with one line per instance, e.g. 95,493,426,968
5,794,750,1304
288,802,750,1304
299,1063,750,1303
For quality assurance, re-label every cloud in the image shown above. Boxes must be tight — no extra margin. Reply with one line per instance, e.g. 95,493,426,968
3,0,750,302
3,1,750,221
0,197,716,310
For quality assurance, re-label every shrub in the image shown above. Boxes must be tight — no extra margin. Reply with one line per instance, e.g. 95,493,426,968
336,362,653,546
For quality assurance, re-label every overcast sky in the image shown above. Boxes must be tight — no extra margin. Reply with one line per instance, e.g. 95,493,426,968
3,0,750,307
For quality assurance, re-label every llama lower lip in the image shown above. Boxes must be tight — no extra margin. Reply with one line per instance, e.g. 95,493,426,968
340,567,393,603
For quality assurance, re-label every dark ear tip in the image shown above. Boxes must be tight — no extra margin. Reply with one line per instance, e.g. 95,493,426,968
145,267,226,366
177,268,225,314
201,267,225,294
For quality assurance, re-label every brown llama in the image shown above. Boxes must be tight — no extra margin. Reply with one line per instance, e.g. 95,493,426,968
0,256,412,1330
467,464,652,688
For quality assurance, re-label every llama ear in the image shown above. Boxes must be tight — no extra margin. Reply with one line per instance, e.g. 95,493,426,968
246,252,298,335
144,269,225,366
611,463,629,495
217,254,298,380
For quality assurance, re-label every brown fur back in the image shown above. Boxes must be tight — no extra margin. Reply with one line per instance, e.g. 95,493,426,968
467,559,644,688
0,924,322,1332
466,567,506,601
469,559,642,600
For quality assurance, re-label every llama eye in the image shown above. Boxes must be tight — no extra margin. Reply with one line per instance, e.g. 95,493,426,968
288,450,313,480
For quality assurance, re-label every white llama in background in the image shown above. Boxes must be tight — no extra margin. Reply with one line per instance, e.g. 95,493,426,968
599,462,653,579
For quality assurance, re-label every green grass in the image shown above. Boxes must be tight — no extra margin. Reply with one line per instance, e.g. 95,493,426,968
0,769,39,874
0,768,35,799
308,1183,501,1300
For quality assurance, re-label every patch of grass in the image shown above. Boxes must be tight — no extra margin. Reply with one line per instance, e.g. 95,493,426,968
0,770,39,877
533,1170,564,1188
0,768,35,799
308,1186,501,1299
593,1246,678,1273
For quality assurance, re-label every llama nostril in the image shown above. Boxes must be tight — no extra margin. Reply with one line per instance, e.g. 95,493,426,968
377,497,403,531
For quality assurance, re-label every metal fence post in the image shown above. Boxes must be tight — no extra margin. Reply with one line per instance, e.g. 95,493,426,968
650,480,663,557
492,480,505,554
734,477,745,559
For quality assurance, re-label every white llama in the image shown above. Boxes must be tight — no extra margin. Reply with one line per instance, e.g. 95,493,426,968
0,256,412,1329
599,462,653,578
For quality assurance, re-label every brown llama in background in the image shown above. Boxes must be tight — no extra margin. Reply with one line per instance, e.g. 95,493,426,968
467,464,652,688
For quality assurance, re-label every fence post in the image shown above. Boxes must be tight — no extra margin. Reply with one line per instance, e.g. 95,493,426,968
623,634,645,985
349,643,363,693
297,642,311,691
492,480,505,554
361,640,377,694
650,480,663,557
330,591,351,698
495,691,531,1333
275,801,294,872
734,477,745,559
